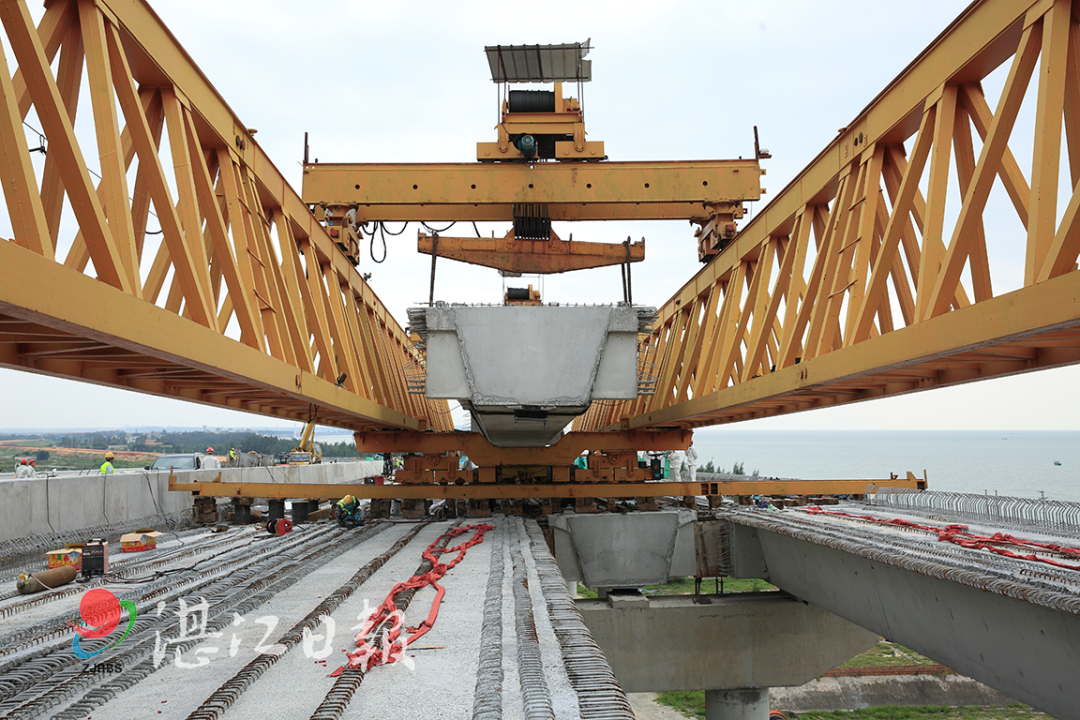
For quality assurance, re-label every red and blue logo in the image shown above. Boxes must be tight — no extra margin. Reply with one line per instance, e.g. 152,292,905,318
71,588,137,659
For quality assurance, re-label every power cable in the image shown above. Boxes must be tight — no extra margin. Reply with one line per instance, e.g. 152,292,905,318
370,222,387,264
379,222,409,236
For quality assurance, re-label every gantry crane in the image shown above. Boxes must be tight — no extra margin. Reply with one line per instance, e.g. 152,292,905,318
0,0,1075,503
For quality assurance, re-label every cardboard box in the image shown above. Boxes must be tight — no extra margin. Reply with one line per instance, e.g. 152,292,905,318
120,530,163,553
46,547,82,570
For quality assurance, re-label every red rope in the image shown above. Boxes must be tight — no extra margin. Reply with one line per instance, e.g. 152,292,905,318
330,522,495,676
802,506,1080,571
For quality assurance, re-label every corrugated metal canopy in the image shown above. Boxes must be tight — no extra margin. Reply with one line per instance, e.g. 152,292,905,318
485,41,591,83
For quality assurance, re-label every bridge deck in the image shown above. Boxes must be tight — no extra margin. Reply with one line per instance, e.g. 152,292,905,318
724,500,1080,719
0,516,631,720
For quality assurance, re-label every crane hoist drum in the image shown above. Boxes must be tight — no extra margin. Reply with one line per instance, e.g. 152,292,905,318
509,90,556,113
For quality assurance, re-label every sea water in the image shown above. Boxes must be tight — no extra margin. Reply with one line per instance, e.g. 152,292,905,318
690,429,1080,503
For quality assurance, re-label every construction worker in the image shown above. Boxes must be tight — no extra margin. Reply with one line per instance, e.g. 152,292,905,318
202,448,221,470
15,458,32,478
685,440,699,483
228,448,236,463
101,452,115,475
27,458,36,476
335,495,360,526
669,449,684,481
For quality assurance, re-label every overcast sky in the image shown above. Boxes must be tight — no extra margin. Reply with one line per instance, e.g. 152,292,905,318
3,0,1078,433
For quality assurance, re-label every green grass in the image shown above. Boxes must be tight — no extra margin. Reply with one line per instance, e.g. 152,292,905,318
838,642,940,668
653,696,1047,720
0,448,147,472
644,576,778,595
655,691,706,719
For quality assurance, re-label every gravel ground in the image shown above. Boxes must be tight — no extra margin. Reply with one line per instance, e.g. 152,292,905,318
628,693,689,720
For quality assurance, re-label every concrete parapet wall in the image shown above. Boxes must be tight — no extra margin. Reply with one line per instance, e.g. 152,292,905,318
0,461,380,542
0,471,188,543
162,459,383,488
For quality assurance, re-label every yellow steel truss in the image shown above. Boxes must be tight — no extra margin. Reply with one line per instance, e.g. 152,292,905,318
578,0,1080,432
0,0,1078,467
0,0,450,432
169,476,921,501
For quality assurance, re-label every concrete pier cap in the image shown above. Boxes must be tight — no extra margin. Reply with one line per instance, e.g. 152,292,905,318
410,303,656,446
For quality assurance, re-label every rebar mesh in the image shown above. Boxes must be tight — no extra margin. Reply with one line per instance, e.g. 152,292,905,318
868,487,1080,536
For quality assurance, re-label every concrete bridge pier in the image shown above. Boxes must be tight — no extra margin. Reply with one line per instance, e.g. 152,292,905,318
705,688,769,720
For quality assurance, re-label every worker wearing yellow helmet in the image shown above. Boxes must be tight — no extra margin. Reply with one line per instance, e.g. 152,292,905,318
101,452,115,475
336,495,361,527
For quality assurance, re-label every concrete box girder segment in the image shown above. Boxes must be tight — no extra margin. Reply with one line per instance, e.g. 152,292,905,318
550,510,699,587
411,304,654,446
301,160,761,222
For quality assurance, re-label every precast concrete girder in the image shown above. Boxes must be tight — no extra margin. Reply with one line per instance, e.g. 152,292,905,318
724,515,1080,720
411,304,655,446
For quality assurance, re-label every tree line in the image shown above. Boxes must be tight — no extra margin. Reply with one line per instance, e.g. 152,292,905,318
51,431,368,458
